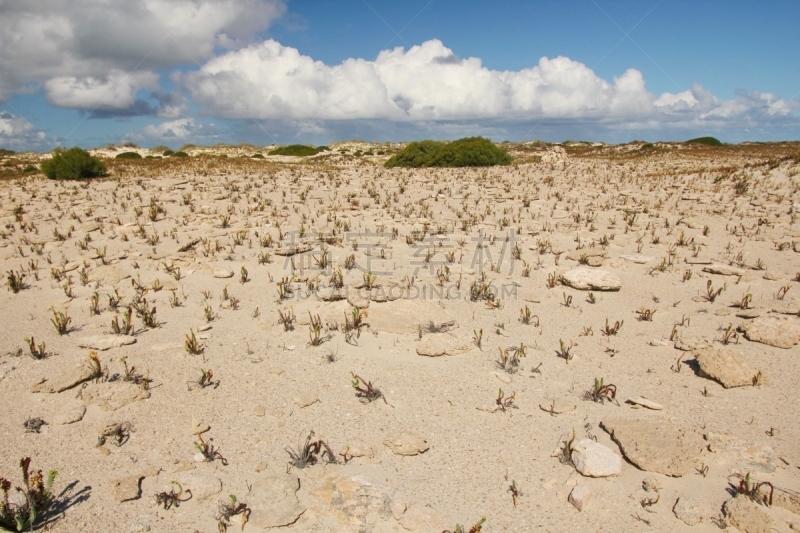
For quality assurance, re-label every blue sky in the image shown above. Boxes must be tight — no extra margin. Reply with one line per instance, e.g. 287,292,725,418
1,0,798,151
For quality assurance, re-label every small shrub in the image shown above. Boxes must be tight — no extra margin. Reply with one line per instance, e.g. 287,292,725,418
685,136,722,146
0,457,57,531
250,153,264,158
385,137,512,168
162,149,175,156
268,145,326,156
115,152,142,159
41,147,106,180
170,151,189,158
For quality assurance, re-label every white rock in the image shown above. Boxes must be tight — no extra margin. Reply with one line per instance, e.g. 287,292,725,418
571,439,622,477
78,335,136,351
561,268,622,291
568,484,591,511
53,403,86,425
212,269,234,278
626,397,664,410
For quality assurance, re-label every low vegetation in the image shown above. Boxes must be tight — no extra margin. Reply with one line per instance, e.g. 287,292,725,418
384,137,512,168
41,147,107,180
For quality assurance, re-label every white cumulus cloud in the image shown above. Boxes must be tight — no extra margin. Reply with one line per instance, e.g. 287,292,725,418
0,113,47,150
181,39,798,131
0,0,285,111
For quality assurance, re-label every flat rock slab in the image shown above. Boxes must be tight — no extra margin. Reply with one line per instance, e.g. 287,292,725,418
703,264,745,276
171,473,221,502
384,432,429,455
539,398,577,414
625,397,663,410
619,254,654,264
80,382,151,411
723,497,773,533
111,475,142,503
673,496,705,526
274,244,313,256
566,247,607,261
571,439,622,477
247,474,305,529
31,363,96,393
309,466,396,531
739,315,800,348
561,268,621,291
416,335,473,357
694,347,760,388
78,335,136,351
212,269,234,278
369,299,452,334
601,417,704,477
53,402,86,425
91,265,129,286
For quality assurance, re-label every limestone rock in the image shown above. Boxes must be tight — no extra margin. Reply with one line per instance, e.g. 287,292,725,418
539,398,577,415
53,402,86,425
601,417,704,477
274,243,313,256
561,268,621,291
78,335,136,351
568,484,591,512
384,432,429,456
308,466,396,531
338,441,374,460
398,504,447,531
212,269,234,278
368,299,451,334
566,247,607,261
91,265,129,286
80,382,151,411
702,264,745,276
111,475,142,503
173,473,222,502
571,439,622,477
625,397,664,410
31,363,96,393
738,315,800,348
247,474,305,529
293,395,319,408
620,254,654,264
723,497,773,533
774,489,800,516
673,496,705,526
694,347,760,388
416,335,473,357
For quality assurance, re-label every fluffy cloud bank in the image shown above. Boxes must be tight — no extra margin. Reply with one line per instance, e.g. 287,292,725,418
181,39,797,129
0,0,285,112
0,113,47,150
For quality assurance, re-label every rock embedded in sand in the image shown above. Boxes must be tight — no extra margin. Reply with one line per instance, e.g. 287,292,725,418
78,334,136,351
31,363,96,393
694,347,760,388
212,268,234,278
384,432,429,455
570,439,622,477
416,335,473,357
309,466,397,530
625,397,663,410
601,417,704,477
723,497,773,533
673,496,705,526
53,402,86,425
247,474,306,529
111,475,143,503
702,264,745,276
80,382,151,411
738,315,800,348
568,484,591,512
560,267,621,291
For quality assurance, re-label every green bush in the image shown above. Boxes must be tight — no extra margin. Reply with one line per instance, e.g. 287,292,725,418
163,149,175,156
23,165,36,173
170,151,189,158
41,147,107,180
250,153,264,159
268,145,326,156
115,151,142,159
0,148,14,156
685,136,722,146
385,137,512,168
364,151,374,156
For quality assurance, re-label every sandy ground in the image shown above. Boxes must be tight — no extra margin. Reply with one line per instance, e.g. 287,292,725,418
1,143,799,532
